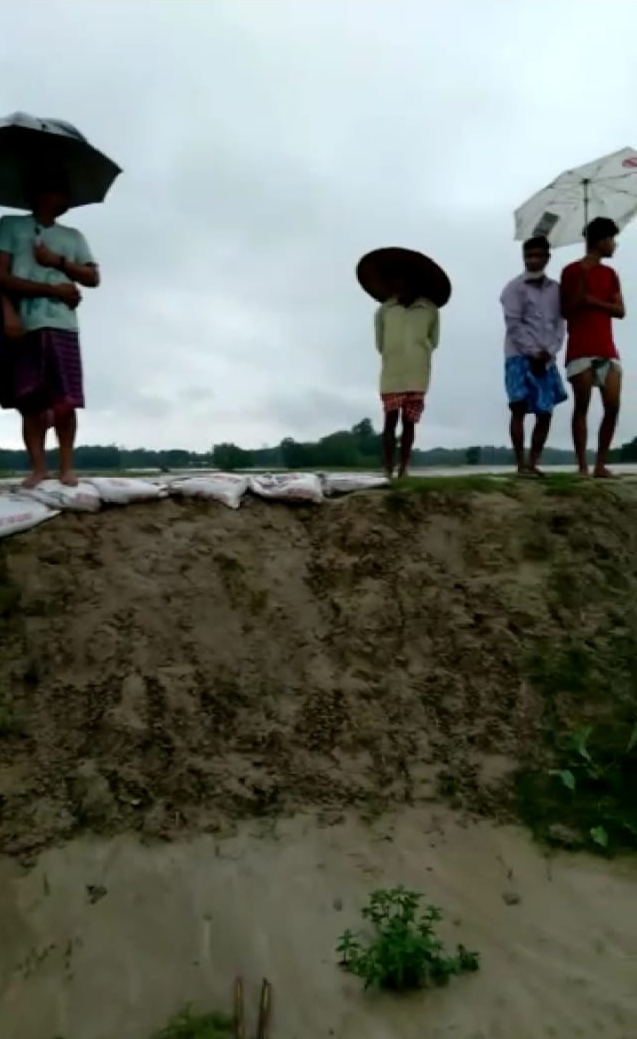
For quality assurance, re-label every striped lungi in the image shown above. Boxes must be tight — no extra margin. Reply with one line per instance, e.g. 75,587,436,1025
2,327,85,415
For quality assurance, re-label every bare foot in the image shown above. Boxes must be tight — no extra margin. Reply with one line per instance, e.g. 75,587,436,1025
21,470,49,489
577,468,590,479
58,470,78,487
593,467,613,479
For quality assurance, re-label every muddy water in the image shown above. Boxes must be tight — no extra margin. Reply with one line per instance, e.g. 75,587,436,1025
0,811,635,1039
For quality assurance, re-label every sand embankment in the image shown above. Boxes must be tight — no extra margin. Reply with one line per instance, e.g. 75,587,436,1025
1,483,636,1037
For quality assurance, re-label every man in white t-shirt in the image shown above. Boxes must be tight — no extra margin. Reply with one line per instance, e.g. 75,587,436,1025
0,170,100,486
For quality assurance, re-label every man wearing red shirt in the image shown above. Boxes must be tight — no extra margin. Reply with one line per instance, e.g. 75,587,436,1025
560,217,625,478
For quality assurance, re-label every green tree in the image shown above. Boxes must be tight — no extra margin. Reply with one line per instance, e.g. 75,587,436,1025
465,446,482,466
352,418,381,461
280,437,309,469
318,431,359,467
620,438,637,463
352,418,374,441
212,443,253,470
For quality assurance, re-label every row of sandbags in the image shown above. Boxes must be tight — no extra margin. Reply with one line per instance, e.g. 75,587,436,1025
0,471,389,540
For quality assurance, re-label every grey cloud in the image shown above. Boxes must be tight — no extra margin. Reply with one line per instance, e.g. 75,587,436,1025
264,388,373,437
1,0,637,453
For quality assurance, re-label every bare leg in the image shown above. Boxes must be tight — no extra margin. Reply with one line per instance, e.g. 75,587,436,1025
528,412,552,472
595,366,621,477
398,419,415,477
54,406,78,486
21,412,49,488
509,403,526,472
570,370,594,476
382,410,399,477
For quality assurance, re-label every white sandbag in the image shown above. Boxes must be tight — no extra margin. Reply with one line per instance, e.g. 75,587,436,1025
87,477,169,505
249,472,324,504
0,493,58,539
170,473,248,510
24,479,102,513
322,472,389,496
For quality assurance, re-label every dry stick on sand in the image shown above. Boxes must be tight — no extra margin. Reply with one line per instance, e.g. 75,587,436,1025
233,975,272,1039
233,976,245,1039
256,978,272,1039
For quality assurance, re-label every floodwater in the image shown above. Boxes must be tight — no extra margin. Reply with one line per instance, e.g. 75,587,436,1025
3,463,637,489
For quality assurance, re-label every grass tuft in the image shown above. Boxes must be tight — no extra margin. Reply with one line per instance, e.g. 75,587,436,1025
149,1008,233,1039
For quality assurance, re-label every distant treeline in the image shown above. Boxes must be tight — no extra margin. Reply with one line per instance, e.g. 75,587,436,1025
1,417,636,472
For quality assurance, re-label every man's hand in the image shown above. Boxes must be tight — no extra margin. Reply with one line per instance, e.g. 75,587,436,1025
3,311,24,337
33,241,62,269
1,296,24,339
583,294,625,318
51,282,82,309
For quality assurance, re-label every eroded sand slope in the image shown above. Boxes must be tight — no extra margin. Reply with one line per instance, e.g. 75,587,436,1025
1,486,636,854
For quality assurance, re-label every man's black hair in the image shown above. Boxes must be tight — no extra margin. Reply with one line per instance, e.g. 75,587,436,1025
522,235,550,255
585,217,619,248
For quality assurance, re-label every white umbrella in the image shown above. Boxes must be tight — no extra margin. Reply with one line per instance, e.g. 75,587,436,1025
514,146,637,248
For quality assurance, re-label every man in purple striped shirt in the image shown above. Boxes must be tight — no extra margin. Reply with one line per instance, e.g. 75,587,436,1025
500,236,567,477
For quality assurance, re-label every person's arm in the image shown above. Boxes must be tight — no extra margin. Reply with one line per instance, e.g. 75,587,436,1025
561,265,625,319
585,294,625,318
0,218,45,297
543,320,564,362
544,288,566,359
0,249,65,298
33,231,100,289
500,280,537,355
374,305,384,354
584,271,625,319
61,258,99,288
560,264,585,319
550,312,566,357
429,307,440,351
0,292,23,338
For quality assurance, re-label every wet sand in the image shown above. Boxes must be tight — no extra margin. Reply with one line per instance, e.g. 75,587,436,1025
1,810,635,1039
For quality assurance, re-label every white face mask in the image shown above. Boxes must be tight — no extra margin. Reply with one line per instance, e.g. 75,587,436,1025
525,269,546,281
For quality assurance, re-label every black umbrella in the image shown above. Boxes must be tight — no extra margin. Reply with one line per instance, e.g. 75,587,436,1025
0,111,121,210
356,246,452,308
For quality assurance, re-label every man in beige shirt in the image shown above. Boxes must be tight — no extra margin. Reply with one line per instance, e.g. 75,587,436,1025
375,276,440,476
357,246,451,479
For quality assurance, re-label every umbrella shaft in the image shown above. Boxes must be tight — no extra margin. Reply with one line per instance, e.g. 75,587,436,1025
583,179,589,229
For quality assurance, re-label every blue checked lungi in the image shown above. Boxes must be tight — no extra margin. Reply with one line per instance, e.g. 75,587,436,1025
505,357,567,415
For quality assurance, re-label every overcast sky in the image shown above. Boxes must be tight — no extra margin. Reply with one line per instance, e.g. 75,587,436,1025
2,0,637,453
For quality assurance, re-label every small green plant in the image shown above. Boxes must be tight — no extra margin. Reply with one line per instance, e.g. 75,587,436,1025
550,722,637,850
336,886,480,992
150,1007,233,1039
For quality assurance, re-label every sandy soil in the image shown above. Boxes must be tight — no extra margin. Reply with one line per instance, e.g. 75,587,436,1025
1,486,637,1036
1,486,637,857
0,810,636,1039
